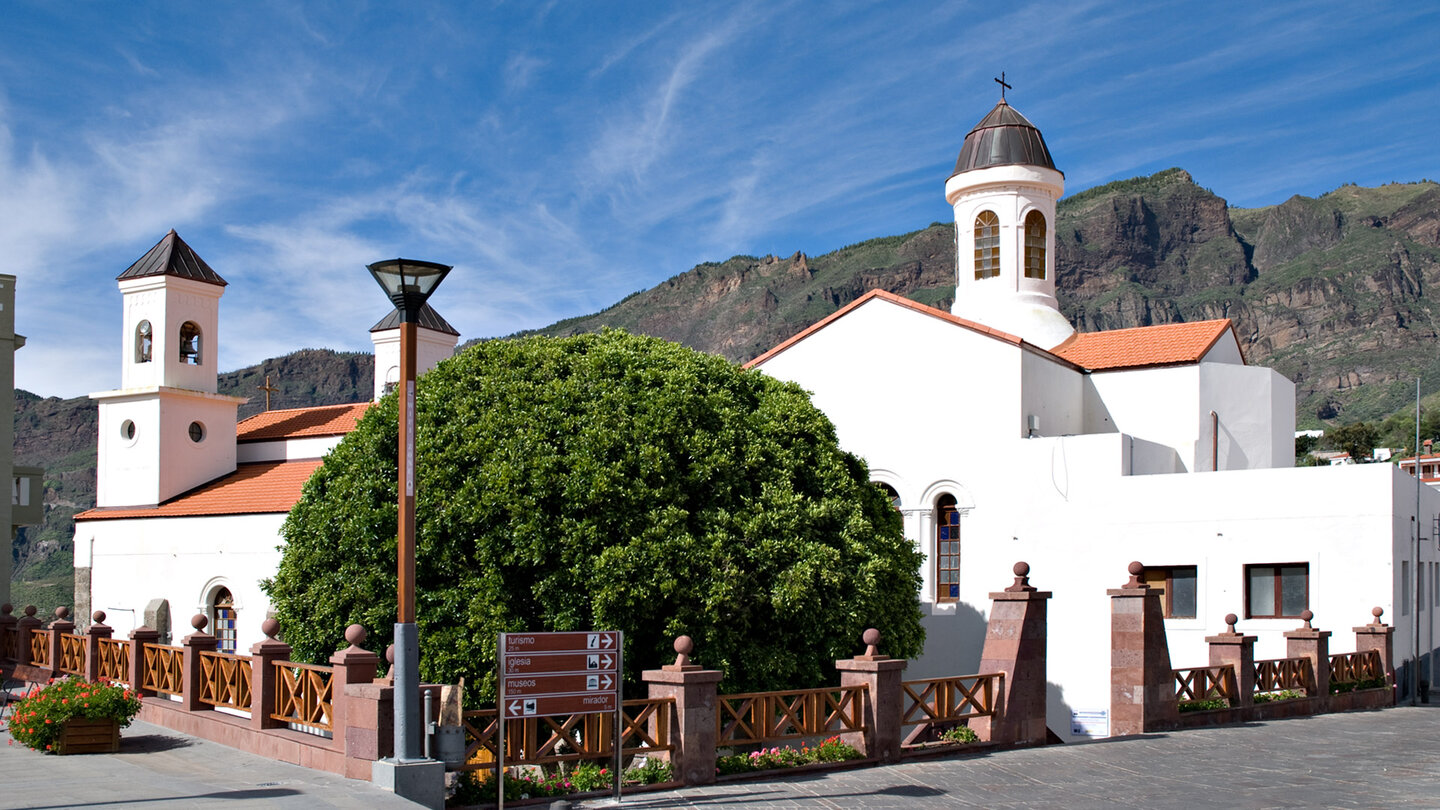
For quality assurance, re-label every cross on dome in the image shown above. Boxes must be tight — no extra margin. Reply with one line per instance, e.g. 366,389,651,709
994,71,1011,102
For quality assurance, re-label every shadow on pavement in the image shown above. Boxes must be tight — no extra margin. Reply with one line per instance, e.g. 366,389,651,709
22,787,302,809
115,732,198,753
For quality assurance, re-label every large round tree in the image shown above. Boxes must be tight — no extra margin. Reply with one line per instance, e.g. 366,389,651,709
265,330,922,702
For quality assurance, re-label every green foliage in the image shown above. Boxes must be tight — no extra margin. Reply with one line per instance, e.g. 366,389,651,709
1177,696,1228,713
1328,421,1380,461
1329,676,1386,694
715,736,862,774
1253,689,1305,704
1294,434,1320,461
453,759,671,804
939,725,979,744
265,330,924,703
5,678,142,752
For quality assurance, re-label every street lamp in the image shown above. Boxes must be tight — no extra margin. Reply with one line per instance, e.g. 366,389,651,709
367,258,451,765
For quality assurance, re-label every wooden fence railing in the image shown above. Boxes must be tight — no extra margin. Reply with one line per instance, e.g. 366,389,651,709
1329,650,1384,686
1254,657,1313,695
900,672,1002,745
143,644,185,696
97,638,131,684
1174,664,1237,704
272,661,334,733
59,632,86,676
459,697,675,771
716,685,866,748
0,626,16,661
29,629,51,667
199,651,253,712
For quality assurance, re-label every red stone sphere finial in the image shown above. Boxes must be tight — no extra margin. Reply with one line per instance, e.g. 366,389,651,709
23,605,37,617
1,603,11,616
385,644,396,665
191,613,209,632
1122,561,1146,589
261,618,280,639
345,624,367,648
1225,613,1238,633
1007,560,1037,592
55,606,70,620
1371,606,1384,625
673,635,695,668
1300,609,1314,629
1013,561,1030,578
862,628,882,658
92,610,107,624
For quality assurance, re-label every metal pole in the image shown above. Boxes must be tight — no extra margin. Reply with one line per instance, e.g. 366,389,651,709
498,632,506,810
394,319,423,758
1415,378,1422,706
613,631,624,805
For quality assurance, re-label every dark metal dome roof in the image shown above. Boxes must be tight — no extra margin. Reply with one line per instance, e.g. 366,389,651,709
950,100,1058,178
369,301,460,336
116,229,227,286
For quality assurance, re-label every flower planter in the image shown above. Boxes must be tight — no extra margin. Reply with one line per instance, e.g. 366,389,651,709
56,718,121,755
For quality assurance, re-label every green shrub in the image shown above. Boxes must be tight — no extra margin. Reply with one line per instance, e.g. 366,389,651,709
716,736,862,774
5,678,142,753
1253,689,1305,704
1177,697,1228,713
939,725,979,744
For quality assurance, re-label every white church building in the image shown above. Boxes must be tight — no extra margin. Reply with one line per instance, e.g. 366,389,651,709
71,229,457,653
749,97,1440,739
69,98,1440,741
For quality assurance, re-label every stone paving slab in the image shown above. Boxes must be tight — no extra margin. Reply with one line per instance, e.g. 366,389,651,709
578,706,1440,809
0,719,422,809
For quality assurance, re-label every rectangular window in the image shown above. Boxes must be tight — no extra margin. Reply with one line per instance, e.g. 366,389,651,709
1402,560,1411,616
1422,563,1429,613
1142,565,1197,618
1245,563,1308,619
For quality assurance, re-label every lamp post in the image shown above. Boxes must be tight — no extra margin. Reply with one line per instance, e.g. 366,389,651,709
367,258,451,764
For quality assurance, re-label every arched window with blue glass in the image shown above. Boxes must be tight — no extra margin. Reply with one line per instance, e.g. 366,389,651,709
935,493,960,602
211,587,237,653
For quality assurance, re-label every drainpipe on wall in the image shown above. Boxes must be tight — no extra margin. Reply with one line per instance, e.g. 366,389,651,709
1210,411,1219,472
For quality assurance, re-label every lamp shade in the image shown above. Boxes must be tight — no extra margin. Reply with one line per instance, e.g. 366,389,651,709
367,258,452,320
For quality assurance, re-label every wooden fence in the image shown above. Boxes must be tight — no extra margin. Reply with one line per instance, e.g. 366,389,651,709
900,673,1002,746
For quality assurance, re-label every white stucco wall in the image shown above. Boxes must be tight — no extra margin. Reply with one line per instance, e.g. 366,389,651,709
93,388,241,507
77,513,287,650
371,327,459,401
237,435,345,463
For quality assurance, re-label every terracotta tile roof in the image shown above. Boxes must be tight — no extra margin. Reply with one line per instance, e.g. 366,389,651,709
74,460,323,521
745,289,1071,369
237,403,370,442
1050,319,1236,371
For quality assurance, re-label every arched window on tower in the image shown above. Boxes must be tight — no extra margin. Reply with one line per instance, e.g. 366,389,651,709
1024,210,1047,279
935,494,960,602
973,211,1000,280
211,587,237,653
135,320,153,363
179,322,202,365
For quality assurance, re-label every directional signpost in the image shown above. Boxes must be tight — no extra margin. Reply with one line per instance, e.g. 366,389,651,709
497,631,623,809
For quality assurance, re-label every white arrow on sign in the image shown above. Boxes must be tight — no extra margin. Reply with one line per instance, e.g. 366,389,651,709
509,701,523,716
602,654,613,668
602,674,613,690
602,634,614,648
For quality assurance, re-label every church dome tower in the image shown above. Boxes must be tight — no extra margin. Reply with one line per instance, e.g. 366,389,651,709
92,231,245,507
945,93,1073,348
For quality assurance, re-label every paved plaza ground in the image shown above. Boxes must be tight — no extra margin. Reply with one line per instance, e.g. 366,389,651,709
1,705,1437,808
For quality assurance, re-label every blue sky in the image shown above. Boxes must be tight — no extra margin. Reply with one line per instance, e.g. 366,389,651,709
4,1,1437,399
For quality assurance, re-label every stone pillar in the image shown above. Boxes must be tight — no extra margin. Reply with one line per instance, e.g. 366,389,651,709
330,624,381,758
15,606,40,667
1207,613,1256,707
834,628,907,762
85,611,114,682
345,681,395,767
1284,610,1330,697
970,562,1051,746
128,626,161,696
47,606,74,678
642,636,724,786
1110,561,1178,735
0,604,17,663
1354,606,1396,686
250,618,292,730
181,614,218,711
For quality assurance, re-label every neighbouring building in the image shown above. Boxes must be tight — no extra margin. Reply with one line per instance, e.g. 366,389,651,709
748,95,1440,740
71,230,456,649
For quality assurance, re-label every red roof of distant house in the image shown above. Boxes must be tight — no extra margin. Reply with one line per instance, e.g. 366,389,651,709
237,403,370,442
1050,319,1236,371
75,459,324,521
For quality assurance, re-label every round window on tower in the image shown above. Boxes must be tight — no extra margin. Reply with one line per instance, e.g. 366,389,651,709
188,421,206,443
120,419,137,442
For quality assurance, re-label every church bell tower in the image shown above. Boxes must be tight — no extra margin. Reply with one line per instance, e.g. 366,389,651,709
945,86,1073,349
92,230,245,507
